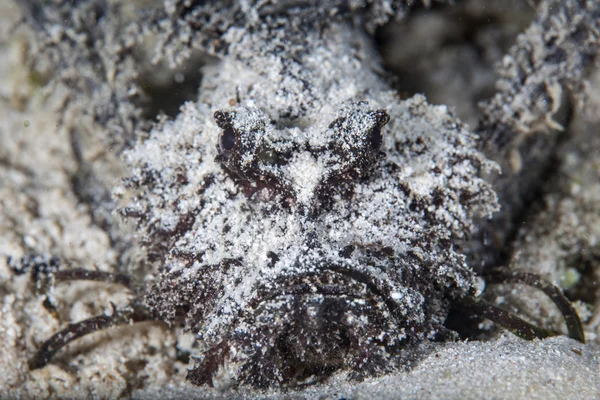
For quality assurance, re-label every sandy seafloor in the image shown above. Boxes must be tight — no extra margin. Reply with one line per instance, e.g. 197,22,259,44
1,1,599,399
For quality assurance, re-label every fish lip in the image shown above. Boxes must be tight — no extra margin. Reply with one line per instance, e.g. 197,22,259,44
251,264,403,317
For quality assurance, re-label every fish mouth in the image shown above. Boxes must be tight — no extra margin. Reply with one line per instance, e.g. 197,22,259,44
189,265,409,388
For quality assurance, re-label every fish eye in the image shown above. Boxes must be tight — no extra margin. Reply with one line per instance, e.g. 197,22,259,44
369,110,389,150
369,126,383,150
219,126,237,153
